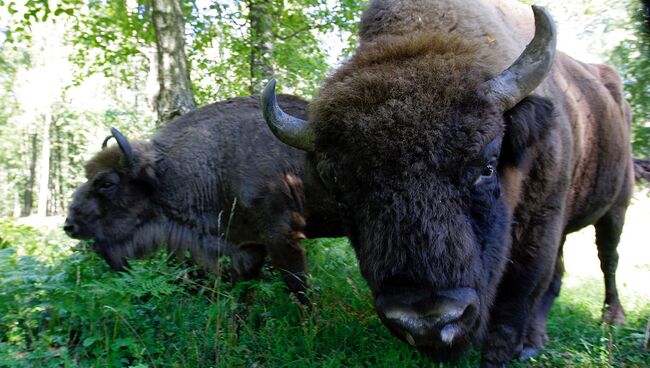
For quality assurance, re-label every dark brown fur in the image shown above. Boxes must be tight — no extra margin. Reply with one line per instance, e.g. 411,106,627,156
65,95,343,303
294,0,634,366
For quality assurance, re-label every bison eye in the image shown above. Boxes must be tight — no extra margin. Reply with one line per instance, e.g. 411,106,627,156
474,163,496,186
482,164,495,177
99,182,116,191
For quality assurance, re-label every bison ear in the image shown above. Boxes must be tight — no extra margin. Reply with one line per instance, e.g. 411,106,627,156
500,95,554,167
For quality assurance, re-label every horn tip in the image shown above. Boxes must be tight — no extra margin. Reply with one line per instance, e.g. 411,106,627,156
109,127,124,138
263,78,277,97
261,79,278,108
530,5,557,39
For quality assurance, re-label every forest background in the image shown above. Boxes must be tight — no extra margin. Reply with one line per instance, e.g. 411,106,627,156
0,0,649,367
0,0,648,218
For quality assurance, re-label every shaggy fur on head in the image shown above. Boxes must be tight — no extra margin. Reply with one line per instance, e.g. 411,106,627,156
312,32,502,166
74,143,236,272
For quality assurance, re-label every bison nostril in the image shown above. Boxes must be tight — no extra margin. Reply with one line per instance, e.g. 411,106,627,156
376,287,480,347
439,324,460,345
404,332,416,346
63,222,77,236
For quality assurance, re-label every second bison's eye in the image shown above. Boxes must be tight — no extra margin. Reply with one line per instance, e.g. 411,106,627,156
98,182,117,194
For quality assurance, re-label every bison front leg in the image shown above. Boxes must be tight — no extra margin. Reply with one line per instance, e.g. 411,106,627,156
481,215,564,367
231,243,267,283
267,236,310,306
519,239,565,360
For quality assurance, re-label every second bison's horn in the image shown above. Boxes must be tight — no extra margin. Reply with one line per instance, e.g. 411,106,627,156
105,127,134,166
485,5,557,111
261,79,315,152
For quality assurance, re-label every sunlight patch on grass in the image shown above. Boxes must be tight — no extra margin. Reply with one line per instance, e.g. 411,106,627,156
563,190,650,302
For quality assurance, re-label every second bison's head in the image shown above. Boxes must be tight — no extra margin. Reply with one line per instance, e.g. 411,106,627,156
64,129,160,270
263,6,556,361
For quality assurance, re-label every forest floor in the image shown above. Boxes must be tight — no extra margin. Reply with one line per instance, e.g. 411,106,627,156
0,191,648,367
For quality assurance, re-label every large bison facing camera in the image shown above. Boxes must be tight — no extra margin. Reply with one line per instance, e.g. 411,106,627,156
264,0,636,366
64,95,342,303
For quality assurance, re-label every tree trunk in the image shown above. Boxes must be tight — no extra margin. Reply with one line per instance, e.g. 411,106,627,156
248,0,276,95
642,0,650,36
21,133,38,217
151,0,195,125
54,123,64,214
37,111,51,217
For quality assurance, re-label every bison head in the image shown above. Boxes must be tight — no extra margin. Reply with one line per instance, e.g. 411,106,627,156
263,6,556,361
64,128,160,270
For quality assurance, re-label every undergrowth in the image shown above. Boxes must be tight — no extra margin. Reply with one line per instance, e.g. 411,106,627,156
0,218,648,367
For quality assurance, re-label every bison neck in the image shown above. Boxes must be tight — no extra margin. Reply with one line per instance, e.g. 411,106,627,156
100,214,233,272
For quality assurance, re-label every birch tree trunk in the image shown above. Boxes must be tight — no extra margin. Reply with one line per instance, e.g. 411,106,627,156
248,0,276,95
21,133,38,217
151,0,195,125
36,111,51,217
54,123,64,214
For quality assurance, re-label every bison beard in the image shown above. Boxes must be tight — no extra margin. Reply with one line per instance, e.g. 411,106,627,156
263,1,635,366
64,95,343,304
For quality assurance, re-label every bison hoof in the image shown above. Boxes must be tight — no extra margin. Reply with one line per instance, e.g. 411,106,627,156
602,304,625,325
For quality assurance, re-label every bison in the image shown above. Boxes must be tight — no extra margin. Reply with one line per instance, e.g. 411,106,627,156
263,0,635,365
64,95,342,304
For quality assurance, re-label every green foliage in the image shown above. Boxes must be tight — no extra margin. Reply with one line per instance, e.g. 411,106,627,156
0,219,649,367
0,44,26,216
0,219,220,367
608,0,650,158
0,0,366,216
189,0,365,103
68,0,153,84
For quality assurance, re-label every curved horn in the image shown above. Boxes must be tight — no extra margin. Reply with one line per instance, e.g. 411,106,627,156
101,135,113,149
485,5,557,111
109,127,134,166
261,79,315,152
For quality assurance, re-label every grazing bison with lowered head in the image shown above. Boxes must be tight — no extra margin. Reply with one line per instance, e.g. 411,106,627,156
263,0,634,365
64,95,342,304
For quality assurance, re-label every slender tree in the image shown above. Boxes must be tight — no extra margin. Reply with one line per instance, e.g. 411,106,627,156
151,0,195,125
642,0,650,34
21,134,38,217
248,0,276,94
36,111,51,217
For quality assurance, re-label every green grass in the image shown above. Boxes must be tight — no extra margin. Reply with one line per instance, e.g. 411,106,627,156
1,192,649,367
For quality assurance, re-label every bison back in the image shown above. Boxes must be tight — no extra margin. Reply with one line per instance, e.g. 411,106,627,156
151,95,309,230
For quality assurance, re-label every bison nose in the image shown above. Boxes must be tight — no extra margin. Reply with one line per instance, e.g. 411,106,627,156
375,287,479,347
63,218,78,237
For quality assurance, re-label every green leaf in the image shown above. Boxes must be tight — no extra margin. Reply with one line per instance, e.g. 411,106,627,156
82,336,97,347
